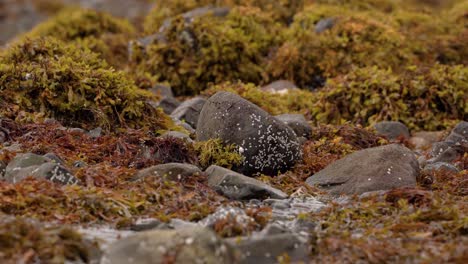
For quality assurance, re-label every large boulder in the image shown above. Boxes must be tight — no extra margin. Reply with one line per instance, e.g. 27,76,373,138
306,144,419,195
3,153,79,185
196,92,301,176
205,165,287,200
101,227,237,264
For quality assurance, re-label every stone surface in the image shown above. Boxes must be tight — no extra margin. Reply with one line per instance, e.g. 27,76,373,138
260,80,298,94
171,97,207,128
197,92,301,176
315,17,336,33
374,121,410,141
275,114,312,138
410,131,444,150
306,144,419,195
205,165,287,200
133,163,202,181
423,162,460,173
429,141,465,164
88,127,102,138
157,96,181,114
43,152,66,166
445,121,468,144
4,153,79,185
226,233,309,264
101,227,237,264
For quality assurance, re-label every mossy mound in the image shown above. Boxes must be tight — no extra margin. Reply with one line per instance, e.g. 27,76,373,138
0,37,169,130
311,65,468,131
139,6,280,95
144,0,303,33
267,5,413,87
194,139,244,170
202,82,318,116
22,8,135,68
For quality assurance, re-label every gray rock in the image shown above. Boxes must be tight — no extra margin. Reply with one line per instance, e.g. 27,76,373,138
226,233,309,264
101,227,237,264
315,17,336,33
374,121,410,141
171,97,207,128
423,162,460,173
197,92,301,176
306,144,419,195
4,153,79,185
275,114,312,138
429,141,465,164
205,165,287,200
133,163,202,181
445,121,468,144
157,96,181,114
260,80,298,94
88,127,102,138
200,207,255,231
160,131,193,143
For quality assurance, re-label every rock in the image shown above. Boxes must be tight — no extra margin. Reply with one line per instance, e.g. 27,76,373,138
423,162,460,173
200,207,255,231
374,121,410,141
171,97,207,129
130,218,172,232
226,233,309,264
160,131,193,143
197,92,301,176
445,121,468,144
4,153,79,185
88,127,102,138
315,17,336,33
101,227,237,264
429,141,465,164
132,163,202,181
205,165,287,200
275,114,312,138
260,80,298,94
157,96,181,114
306,144,419,195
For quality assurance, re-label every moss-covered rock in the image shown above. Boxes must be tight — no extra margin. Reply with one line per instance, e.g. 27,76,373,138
139,6,281,95
22,8,135,68
311,65,468,131
0,37,169,130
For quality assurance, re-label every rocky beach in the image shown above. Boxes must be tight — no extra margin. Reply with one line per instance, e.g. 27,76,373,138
0,0,467,263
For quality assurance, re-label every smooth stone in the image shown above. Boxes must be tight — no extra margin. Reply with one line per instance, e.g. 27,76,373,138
306,144,419,195
374,121,410,141
205,165,288,200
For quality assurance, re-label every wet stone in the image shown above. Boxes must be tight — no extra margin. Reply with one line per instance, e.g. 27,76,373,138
197,92,301,176
206,165,288,200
